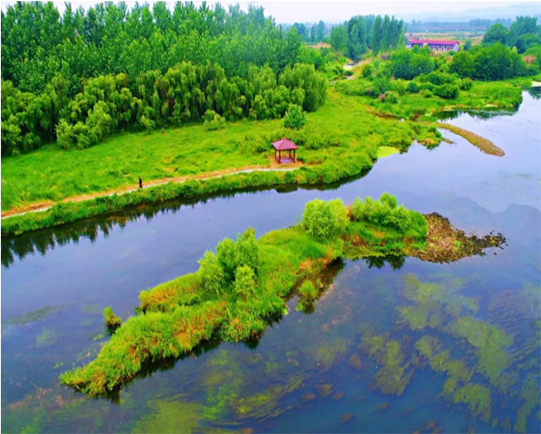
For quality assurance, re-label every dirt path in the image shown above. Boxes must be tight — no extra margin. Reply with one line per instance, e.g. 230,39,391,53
1,161,302,220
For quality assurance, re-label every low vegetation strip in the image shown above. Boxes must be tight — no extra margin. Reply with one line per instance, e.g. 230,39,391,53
59,194,504,397
436,123,505,156
1,158,375,237
0,166,298,219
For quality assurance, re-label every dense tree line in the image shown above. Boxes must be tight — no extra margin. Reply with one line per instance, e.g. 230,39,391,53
290,21,328,43
482,16,541,53
2,61,326,155
450,43,530,80
330,15,405,59
1,2,328,155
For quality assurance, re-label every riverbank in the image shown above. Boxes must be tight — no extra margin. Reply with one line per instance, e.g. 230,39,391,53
59,195,504,397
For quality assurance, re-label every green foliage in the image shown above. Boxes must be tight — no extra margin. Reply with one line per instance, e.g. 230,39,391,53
361,63,375,78
234,265,257,299
216,238,238,282
390,47,435,80
433,84,460,99
204,110,226,131
343,15,405,60
299,280,318,302
302,198,348,239
236,228,260,274
198,251,226,296
406,81,420,93
283,104,306,129
58,195,435,396
103,307,122,328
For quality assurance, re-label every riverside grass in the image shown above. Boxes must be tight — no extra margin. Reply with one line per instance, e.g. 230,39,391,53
1,89,443,214
59,195,505,397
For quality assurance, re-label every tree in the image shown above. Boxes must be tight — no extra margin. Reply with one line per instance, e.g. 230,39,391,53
236,228,260,273
234,265,257,298
302,198,348,239
283,104,306,129
198,251,226,296
330,24,347,53
482,23,510,46
316,20,326,42
450,51,475,77
371,16,383,54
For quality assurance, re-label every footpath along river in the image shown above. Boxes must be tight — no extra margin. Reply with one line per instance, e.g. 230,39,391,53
1,92,540,433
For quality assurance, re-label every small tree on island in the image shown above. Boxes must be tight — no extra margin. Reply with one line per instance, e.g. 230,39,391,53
283,104,306,129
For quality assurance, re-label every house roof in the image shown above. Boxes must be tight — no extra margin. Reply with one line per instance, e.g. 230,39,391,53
272,138,298,151
408,38,458,46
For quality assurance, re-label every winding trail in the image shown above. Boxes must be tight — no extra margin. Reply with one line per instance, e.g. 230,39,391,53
1,165,300,220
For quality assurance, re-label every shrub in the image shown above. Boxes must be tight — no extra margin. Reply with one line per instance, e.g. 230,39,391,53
384,91,399,104
433,84,459,99
299,280,318,302
236,228,260,273
103,307,122,328
380,192,398,209
385,205,411,232
198,251,226,295
203,110,226,131
461,78,474,91
234,265,257,299
361,63,375,79
216,238,238,282
423,90,434,98
420,82,435,92
407,81,420,93
283,104,306,129
302,198,347,239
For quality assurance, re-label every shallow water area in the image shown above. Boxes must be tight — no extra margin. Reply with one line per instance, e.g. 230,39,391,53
2,93,540,433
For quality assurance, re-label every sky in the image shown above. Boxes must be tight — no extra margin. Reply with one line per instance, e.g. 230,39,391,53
2,0,541,23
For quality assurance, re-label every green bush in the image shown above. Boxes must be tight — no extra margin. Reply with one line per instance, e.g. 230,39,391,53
407,81,420,93
461,78,474,90
234,265,257,299
423,90,434,98
216,238,238,282
283,104,306,129
204,110,226,131
302,198,347,239
103,307,122,328
384,91,399,104
361,63,375,78
236,228,260,273
198,251,226,296
299,280,318,301
433,84,459,99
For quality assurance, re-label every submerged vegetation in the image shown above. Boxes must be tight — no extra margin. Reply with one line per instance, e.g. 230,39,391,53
59,194,504,396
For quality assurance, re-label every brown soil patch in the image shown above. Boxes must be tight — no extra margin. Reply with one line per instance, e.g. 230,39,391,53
407,213,505,263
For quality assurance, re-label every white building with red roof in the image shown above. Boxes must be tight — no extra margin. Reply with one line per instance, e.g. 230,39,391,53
406,38,459,52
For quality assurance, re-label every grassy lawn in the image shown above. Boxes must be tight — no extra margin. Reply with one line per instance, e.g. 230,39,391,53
1,89,442,212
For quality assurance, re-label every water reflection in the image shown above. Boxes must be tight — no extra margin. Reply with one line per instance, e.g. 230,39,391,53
1,169,372,269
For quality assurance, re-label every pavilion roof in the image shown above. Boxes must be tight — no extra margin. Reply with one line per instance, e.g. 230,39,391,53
272,138,298,151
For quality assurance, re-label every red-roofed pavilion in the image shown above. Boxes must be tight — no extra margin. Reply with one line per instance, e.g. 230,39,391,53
272,138,298,164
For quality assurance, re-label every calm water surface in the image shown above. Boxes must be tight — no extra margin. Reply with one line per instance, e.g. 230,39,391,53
2,93,540,433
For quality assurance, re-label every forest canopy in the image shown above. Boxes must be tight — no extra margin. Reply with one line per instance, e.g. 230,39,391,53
1,1,328,155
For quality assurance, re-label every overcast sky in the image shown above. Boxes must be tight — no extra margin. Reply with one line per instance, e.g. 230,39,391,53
2,0,541,23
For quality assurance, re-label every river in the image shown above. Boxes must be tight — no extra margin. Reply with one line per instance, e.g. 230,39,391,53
1,92,540,433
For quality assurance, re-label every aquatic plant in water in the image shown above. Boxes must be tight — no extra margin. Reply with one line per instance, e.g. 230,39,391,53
360,334,413,396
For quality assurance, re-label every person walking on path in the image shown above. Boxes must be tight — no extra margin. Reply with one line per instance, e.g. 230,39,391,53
139,176,143,189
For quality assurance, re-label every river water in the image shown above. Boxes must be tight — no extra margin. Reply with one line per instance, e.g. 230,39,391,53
2,92,540,433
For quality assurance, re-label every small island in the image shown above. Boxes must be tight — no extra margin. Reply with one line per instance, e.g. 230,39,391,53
60,194,504,396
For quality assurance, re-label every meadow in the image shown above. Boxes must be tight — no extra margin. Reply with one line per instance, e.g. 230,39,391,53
1,89,441,214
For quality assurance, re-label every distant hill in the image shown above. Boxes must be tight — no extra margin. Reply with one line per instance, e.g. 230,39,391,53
399,2,541,23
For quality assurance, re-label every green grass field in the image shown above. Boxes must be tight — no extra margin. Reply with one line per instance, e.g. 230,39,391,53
1,89,442,213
